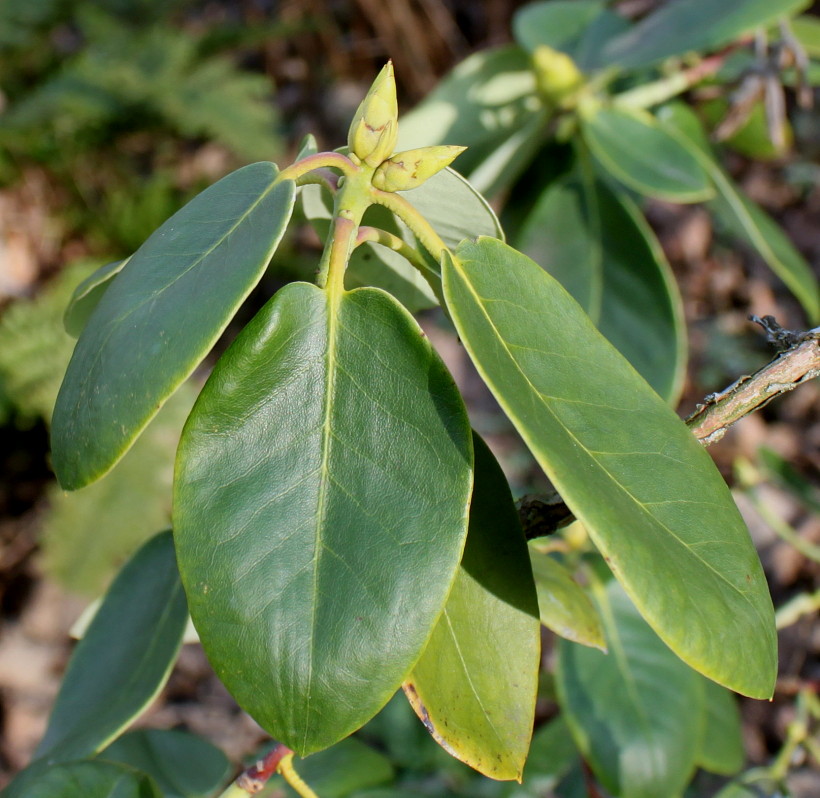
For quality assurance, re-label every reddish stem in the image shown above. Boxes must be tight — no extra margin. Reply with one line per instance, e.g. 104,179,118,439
235,743,292,794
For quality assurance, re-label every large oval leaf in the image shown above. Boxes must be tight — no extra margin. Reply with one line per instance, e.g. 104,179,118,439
695,679,744,776
581,106,713,203
657,103,819,323
557,579,702,798
63,258,127,338
397,44,538,176
34,531,187,764
512,0,604,57
174,282,473,756
99,730,230,798
14,761,161,798
402,433,540,780
517,171,686,402
441,237,776,698
51,162,296,489
593,0,808,71
529,549,604,649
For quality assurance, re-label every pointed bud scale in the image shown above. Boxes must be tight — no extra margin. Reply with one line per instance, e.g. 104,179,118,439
348,62,399,167
372,145,467,192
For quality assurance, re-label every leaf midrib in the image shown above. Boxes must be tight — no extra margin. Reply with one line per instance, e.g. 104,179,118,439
302,286,339,751
446,254,768,641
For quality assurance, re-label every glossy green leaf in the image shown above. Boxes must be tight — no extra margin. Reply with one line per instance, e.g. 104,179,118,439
657,103,819,322
34,531,187,763
573,10,631,72
529,549,604,649
696,679,744,776
581,106,713,203
403,433,540,780
517,172,686,402
519,716,580,793
512,0,604,57
14,761,161,798
174,282,473,755
99,730,229,798
268,739,393,798
63,259,127,338
442,237,777,698
463,109,549,198
397,45,538,172
401,165,504,251
593,0,809,71
51,162,296,490
557,579,702,798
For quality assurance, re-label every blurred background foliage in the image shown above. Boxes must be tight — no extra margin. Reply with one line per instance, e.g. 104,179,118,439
0,1,818,796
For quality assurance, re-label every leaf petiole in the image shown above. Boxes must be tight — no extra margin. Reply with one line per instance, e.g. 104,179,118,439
278,151,359,183
370,188,451,265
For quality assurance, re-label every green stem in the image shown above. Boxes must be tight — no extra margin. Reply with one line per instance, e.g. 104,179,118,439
315,171,372,292
217,784,250,798
355,225,445,304
279,753,321,798
770,690,811,780
278,152,358,183
370,188,450,264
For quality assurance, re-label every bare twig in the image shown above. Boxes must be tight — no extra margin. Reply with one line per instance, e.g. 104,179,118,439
520,318,820,540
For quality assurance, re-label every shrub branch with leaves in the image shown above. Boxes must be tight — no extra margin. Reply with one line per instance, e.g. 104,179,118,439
6,2,820,796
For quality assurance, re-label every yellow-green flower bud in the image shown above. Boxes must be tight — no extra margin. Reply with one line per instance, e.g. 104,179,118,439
371,145,467,192
347,62,399,167
532,45,584,107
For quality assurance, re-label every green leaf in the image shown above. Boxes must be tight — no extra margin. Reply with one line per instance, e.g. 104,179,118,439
529,549,604,649
174,282,473,756
441,237,777,698
13,761,161,798
517,171,686,402
63,259,127,338
512,0,605,57
519,716,580,793
402,166,504,253
99,730,230,798
696,679,744,776
463,109,549,198
593,0,809,71
581,106,713,203
402,433,540,780
34,531,188,763
267,739,393,798
657,103,820,322
51,162,296,490
557,579,702,798
397,45,538,171
792,14,820,58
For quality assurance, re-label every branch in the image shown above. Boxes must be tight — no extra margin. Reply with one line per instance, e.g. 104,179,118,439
218,743,318,797
520,318,820,540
